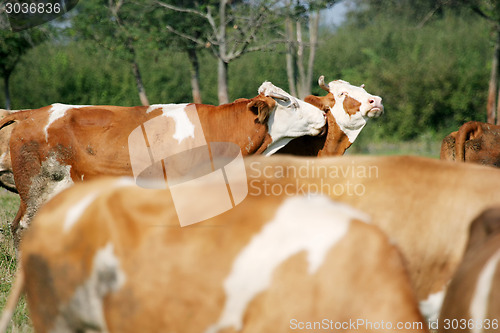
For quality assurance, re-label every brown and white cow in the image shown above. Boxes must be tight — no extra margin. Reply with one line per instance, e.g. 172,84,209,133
438,207,500,333
0,109,17,193
0,177,426,333
241,155,500,322
277,77,384,156
3,155,500,327
0,82,326,248
440,121,500,167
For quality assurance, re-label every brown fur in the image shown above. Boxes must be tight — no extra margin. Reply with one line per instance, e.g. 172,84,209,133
438,207,500,332
20,175,426,333
0,97,277,248
440,121,500,167
0,109,17,193
277,93,355,156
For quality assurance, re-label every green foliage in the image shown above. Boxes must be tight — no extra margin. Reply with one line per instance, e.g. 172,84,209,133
0,1,494,143
315,11,491,140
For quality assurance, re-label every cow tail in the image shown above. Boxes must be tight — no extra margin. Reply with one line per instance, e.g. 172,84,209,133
455,121,481,162
0,265,25,333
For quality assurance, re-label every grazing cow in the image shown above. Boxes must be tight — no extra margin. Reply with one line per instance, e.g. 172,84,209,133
440,121,500,167
0,109,17,193
438,207,500,333
0,82,326,248
0,178,426,333
241,155,500,321
277,76,384,156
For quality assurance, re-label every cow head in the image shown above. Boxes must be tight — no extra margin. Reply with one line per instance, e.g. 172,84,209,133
310,76,384,143
252,82,326,155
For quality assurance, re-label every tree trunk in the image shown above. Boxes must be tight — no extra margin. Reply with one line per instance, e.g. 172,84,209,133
131,60,150,106
217,0,229,105
487,27,500,124
285,17,297,97
3,73,11,110
305,10,320,96
296,20,307,99
217,58,229,104
187,48,202,104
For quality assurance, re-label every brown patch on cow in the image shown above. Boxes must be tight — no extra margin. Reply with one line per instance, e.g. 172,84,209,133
441,121,500,167
24,254,60,331
247,96,276,124
438,208,500,332
305,93,336,112
343,96,362,116
277,110,352,157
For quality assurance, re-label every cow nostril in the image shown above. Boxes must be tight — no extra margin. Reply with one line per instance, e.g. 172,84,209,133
369,99,375,104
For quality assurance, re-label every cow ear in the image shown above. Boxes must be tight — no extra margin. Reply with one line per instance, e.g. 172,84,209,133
305,94,335,112
248,96,276,124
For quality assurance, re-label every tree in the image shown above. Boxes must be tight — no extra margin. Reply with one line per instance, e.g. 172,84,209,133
147,0,212,103
460,1,500,124
157,0,280,104
0,8,47,109
283,0,339,99
71,0,150,105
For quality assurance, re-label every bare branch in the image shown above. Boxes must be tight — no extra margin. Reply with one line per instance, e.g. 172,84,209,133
165,25,206,47
156,1,208,19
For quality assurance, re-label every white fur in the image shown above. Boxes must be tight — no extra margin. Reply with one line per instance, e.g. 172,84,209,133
419,288,446,323
205,195,369,333
327,80,383,143
470,249,500,333
146,104,193,144
52,243,126,333
63,192,97,232
258,82,326,154
45,104,91,142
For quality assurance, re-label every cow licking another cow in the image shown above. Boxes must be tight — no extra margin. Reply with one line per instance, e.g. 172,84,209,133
0,78,383,249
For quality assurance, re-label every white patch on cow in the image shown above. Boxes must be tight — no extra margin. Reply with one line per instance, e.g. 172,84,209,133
45,104,91,142
262,137,293,156
63,192,98,232
327,80,383,143
258,82,326,150
146,104,194,144
205,195,369,333
52,243,126,333
21,156,74,233
331,101,367,144
470,249,500,333
0,152,7,166
419,289,446,324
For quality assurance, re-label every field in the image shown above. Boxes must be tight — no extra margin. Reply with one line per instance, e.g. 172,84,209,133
0,189,31,333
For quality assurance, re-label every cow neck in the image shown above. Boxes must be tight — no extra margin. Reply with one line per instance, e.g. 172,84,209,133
195,100,270,156
330,101,367,147
318,111,353,156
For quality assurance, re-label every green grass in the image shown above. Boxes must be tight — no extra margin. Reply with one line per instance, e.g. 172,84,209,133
0,189,33,333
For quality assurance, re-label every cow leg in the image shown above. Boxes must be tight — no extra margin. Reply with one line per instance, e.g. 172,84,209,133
10,200,26,251
12,154,74,249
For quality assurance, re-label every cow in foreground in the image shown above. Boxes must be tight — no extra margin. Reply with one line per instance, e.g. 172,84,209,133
438,207,500,333
3,155,500,326
241,155,500,321
0,82,326,248
440,121,500,167
277,76,384,156
0,178,426,333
